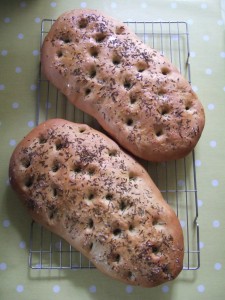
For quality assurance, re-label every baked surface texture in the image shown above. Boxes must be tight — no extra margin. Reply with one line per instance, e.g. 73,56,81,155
9,119,184,287
41,9,205,162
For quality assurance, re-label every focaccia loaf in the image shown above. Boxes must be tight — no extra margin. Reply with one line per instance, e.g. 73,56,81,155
9,119,184,287
41,9,205,162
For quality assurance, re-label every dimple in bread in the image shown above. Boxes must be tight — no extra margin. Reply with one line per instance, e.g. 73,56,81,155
41,9,205,162
9,119,184,288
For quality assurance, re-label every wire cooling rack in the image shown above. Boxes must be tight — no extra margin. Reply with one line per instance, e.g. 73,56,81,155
29,19,200,271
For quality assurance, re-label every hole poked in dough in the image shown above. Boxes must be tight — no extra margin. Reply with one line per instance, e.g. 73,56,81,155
185,100,193,111
112,54,121,65
52,187,58,197
115,25,125,35
85,88,91,96
78,17,88,29
88,218,94,228
128,172,136,181
21,157,31,168
73,164,82,173
119,199,127,211
160,104,170,116
123,78,133,90
108,149,117,157
60,36,71,44
56,50,63,58
127,271,135,281
152,246,159,254
89,66,97,78
161,66,170,76
126,118,133,126
24,175,34,188
79,126,86,133
136,61,148,72
51,161,60,172
154,126,164,138
89,46,99,58
88,167,95,176
105,193,113,201
55,140,63,150
129,94,137,104
39,135,47,144
87,192,95,201
113,228,122,236
95,32,107,43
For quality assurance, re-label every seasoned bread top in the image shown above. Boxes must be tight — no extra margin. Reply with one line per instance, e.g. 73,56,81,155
41,9,205,162
9,119,184,287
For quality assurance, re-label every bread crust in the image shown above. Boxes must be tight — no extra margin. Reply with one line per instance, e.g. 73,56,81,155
9,119,184,287
41,9,205,162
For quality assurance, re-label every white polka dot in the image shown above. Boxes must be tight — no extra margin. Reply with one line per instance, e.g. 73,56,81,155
35,17,41,23
53,285,61,293
198,199,203,207
4,17,11,23
89,285,96,293
220,51,225,58
212,220,220,228
3,219,10,228
210,140,217,148
9,139,16,146
217,19,224,26
111,2,117,8
200,3,207,9
211,179,219,187
208,103,215,110
195,160,201,167
19,241,26,249
180,220,186,228
12,102,19,109
223,86,225,92
141,2,147,9
50,2,57,7
162,285,169,293
16,285,24,293
32,50,39,56
0,262,7,270
190,51,196,57
30,84,37,91
27,120,35,128
187,19,194,25
214,263,222,270
0,84,5,90
125,285,133,293
197,284,205,293
171,2,177,9
20,1,27,8
15,67,22,73
18,33,24,39
192,85,198,92
203,35,209,41
205,68,212,75
80,2,87,8
1,50,8,56
200,241,204,249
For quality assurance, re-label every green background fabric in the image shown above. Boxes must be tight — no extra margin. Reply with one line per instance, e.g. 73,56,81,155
0,0,224,299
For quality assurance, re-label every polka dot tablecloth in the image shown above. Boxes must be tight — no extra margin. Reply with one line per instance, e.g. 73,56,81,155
0,0,224,299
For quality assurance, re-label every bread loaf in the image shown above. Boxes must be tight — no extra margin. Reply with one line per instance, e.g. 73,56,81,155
9,119,184,287
41,9,205,162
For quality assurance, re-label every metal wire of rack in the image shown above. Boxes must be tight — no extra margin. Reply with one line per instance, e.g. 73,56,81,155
29,19,200,271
